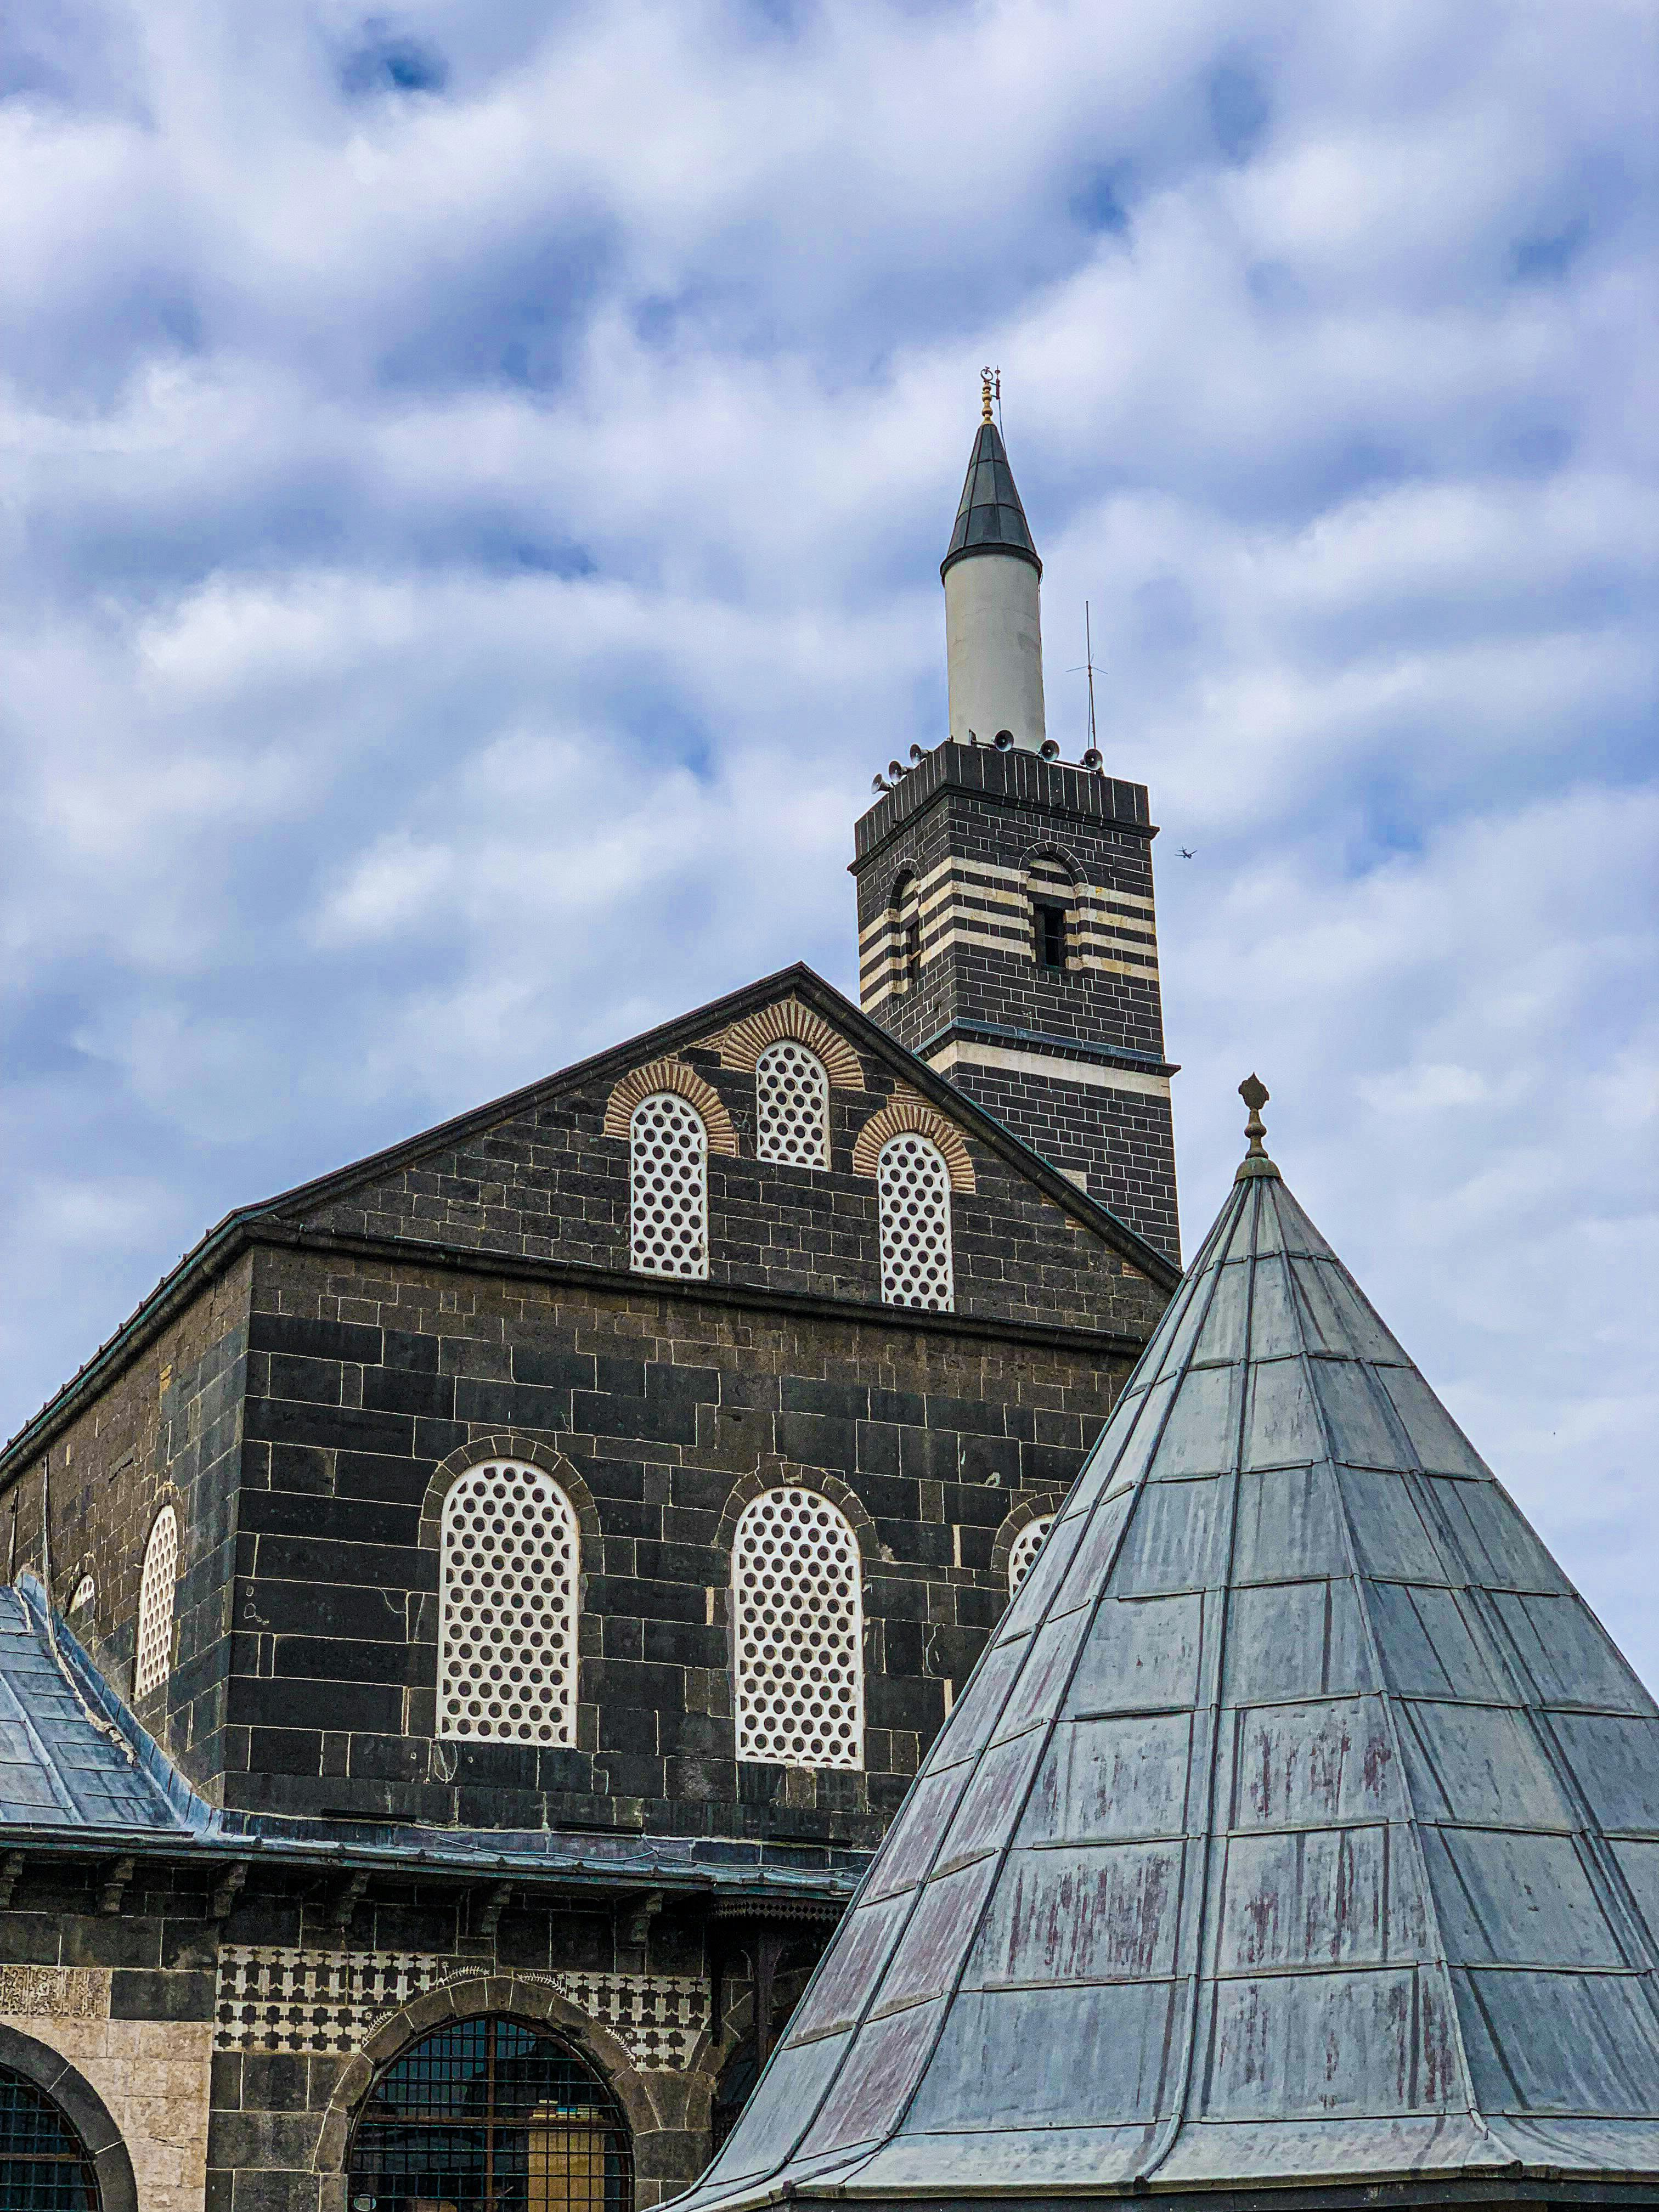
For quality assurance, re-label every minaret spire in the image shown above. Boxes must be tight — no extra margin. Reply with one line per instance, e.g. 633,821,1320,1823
941,380,1046,751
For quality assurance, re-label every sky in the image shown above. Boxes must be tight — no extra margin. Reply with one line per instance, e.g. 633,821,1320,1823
3,2,1655,1672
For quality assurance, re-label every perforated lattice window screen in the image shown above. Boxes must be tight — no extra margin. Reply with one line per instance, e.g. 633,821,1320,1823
755,1040,830,1168
629,1092,708,1277
134,1504,178,1701
733,1488,864,1770
877,1133,954,1310
1007,1516,1054,1595
438,1462,579,1745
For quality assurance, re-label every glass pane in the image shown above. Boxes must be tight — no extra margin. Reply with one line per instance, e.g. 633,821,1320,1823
348,2018,631,2212
0,2066,99,2210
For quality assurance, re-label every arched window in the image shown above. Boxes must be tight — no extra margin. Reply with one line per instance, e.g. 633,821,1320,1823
732,1488,864,1770
1008,1516,1054,1595
133,1504,178,1702
877,1133,954,1311
348,2016,632,2212
755,1040,830,1168
438,1462,579,1745
0,2063,102,2208
1026,853,1075,972
69,1575,96,1618
629,1092,708,1278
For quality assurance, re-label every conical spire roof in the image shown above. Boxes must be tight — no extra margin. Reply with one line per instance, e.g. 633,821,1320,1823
941,419,1041,579
680,1096,1659,2211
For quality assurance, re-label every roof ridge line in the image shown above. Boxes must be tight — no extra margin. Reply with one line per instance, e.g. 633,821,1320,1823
1272,1180,1509,2163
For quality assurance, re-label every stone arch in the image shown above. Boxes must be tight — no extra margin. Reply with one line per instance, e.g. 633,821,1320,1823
1019,838,1085,884
419,1437,600,1553
710,1461,878,1578
602,1060,738,1155
990,1491,1069,1588
315,1976,666,2186
715,999,865,1091
851,1088,975,1194
0,2022,138,2212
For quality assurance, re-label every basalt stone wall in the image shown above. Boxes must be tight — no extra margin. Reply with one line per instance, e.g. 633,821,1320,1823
280,1046,1157,1333
1,1259,253,1798
225,1239,1143,1834
0,1850,835,2212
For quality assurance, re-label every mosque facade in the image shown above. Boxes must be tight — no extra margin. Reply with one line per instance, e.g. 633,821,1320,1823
0,401,1186,2211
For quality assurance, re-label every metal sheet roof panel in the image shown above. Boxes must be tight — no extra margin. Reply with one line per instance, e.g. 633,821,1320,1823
675,1163,1659,2212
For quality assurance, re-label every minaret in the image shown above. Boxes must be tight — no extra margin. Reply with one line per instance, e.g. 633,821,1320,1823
942,373,1047,751
850,383,1181,1262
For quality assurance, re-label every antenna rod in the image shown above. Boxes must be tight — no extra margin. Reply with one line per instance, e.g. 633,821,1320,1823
1085,601,1098,749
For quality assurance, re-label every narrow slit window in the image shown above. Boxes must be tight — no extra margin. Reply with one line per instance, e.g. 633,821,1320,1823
437,1460,578,1745
733,1488,864,1769
629,1091,708,1277
1035,901,1068,970
134,1504,179,1701
755,1040,830,1168
877,1132,954,1311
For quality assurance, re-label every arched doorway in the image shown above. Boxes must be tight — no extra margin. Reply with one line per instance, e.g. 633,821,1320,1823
0,2059,103,2208
347,2015,633,2212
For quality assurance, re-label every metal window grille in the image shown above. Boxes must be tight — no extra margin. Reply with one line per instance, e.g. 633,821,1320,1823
0,2063,100,2210
755,1041,830,1169
877,1133,954,1311
629,1093,708,1278
1007,1517,1054,1595
733,1488,864,1770
134,1503,178,1702
438,1463,579,1745
347,2016,632,2212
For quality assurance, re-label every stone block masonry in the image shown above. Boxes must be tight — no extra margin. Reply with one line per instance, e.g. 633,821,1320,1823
851,740,1182,1260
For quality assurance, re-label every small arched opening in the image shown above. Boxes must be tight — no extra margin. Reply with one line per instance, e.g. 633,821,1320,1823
347,2014,633,2212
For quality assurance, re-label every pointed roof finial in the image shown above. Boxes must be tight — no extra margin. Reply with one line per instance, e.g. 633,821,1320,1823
1235,1072,1281,1181
980,366,994,422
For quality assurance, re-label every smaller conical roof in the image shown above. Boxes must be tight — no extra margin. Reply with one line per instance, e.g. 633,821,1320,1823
941,420,1041,579
677,1097,1659,2212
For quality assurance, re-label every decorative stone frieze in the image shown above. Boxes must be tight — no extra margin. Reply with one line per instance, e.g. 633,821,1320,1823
215,1948,708,2067
0,1964,107,2018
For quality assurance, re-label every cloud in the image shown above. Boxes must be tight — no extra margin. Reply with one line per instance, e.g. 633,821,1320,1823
1,0,1654,1673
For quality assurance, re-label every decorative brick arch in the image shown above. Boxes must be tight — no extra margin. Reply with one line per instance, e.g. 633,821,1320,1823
714,999,865,1091
419,1437,600,1553
0,2023,138,2212
851,1087,975,1194
989,1490,1069,1587
603,1060,738,1154
711,1460,878,1575
1020,839,1085,885
313,1976,666,2185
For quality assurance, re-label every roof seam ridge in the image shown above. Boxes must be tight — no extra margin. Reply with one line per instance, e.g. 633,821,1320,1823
1134,1177,1260,2187
1285,1203,1506,2159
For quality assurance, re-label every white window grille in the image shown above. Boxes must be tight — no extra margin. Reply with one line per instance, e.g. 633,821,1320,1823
68,1575,96,1616
630,1092,708,1278
437,1460,579,1745
1008,1516,1054,1595
134,1505,178,1701
732,1488,864,1770
755,1040,830,1169
877,1132,954,1310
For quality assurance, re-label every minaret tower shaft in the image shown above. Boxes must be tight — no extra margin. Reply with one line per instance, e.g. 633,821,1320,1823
850,386,1181,1261
943,374,1047,751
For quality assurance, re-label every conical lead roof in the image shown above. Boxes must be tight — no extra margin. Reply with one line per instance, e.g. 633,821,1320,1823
941,420,1041,578
680,1114,1659,2210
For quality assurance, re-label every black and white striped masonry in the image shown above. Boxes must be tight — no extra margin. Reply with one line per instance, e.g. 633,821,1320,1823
852,403,1181,1261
